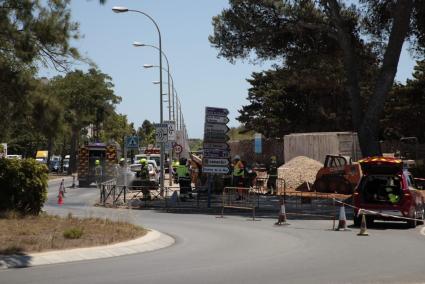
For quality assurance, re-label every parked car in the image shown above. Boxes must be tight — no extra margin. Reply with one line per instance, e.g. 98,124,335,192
353,156,425,228
129,159,160,185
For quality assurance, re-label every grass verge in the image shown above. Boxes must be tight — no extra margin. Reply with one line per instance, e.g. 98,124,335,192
0,212,147,255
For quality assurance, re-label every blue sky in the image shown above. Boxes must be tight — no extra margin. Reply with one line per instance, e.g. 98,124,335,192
39,0,416,139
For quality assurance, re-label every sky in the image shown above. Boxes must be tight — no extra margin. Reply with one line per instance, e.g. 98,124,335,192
39,0,416,139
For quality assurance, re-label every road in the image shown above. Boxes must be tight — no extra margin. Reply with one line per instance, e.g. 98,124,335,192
1,178,425,284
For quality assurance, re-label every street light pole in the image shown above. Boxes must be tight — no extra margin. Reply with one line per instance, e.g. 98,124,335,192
135,43,173,123
113,6,165,193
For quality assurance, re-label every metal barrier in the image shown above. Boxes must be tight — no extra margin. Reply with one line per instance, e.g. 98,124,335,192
99,179,117,205
220,187,257,220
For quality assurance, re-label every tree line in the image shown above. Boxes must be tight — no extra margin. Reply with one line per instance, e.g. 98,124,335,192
0,0,156,172
210,0,425,156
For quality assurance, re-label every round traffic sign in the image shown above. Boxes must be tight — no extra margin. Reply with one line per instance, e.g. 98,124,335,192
174,144,183,154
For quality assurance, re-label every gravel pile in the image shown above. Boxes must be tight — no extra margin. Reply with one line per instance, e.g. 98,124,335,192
278,156,323,189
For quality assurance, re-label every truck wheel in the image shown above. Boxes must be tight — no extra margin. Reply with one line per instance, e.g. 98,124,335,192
418,208,424,225
408,211,417,228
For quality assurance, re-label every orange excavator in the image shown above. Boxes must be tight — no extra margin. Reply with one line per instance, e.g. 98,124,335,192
313,155,362,194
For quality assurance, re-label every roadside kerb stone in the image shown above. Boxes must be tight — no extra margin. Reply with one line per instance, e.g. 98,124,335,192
0,229,174,269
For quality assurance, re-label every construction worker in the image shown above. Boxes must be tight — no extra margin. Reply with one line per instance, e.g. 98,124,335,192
232,155,245,200
172,159,180,184
138,158,151,200
94,159,103,186
176,157,191,201
267,156,278,194
232,155,244,187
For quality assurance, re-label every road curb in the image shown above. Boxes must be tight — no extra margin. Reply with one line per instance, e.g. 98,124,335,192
0,229,174,269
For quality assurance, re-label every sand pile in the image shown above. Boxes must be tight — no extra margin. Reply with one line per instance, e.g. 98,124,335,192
278,156,323,189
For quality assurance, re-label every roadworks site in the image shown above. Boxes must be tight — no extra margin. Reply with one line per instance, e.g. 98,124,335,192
99,155,425,230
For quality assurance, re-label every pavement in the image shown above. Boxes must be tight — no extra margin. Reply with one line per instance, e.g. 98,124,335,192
1,177,425,284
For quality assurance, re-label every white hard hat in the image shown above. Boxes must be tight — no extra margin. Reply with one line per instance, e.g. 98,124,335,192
234,155,241,160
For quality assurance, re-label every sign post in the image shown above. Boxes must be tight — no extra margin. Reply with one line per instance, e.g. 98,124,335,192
202,107,231,207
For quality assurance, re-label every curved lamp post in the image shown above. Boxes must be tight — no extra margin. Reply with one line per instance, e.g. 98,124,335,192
113,6,165,192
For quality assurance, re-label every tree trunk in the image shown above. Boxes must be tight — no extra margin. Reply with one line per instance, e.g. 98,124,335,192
68,127,78,175
358,0,413,156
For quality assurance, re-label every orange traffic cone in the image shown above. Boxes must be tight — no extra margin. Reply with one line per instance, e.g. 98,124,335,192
58,180,65,205
58,192,64,205
336,205,347,231
275,199,288,225
357,210,369,236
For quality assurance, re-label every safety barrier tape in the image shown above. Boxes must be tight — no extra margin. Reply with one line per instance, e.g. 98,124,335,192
333,198,424,222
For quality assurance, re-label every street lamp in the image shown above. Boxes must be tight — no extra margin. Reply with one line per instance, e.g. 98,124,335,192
112,6,166,193
134,41,174,124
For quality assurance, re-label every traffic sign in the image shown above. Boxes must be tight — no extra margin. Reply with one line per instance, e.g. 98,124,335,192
125,136,139,149
254,133,262,154
204,123,229,133
203,158,229,166
203,149,230,159
154,123,168,143
204,132,230,142
203,142,230,150
205,107,229,117
202,166,230,174
164,121,176,141
205,115,230,124
174,144,183,154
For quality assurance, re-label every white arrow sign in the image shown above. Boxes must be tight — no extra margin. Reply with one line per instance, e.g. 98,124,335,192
205,123,229,133
205,115,230,124
202,166,230,174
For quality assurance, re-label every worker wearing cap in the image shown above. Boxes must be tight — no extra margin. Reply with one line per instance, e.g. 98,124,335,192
94,159,103,186
267,156,278,194
138,158,152,200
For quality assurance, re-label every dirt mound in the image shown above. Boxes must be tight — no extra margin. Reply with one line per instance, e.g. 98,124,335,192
278,156,323,190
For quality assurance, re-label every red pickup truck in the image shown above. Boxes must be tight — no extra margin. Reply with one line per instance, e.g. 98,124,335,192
353,156,425,228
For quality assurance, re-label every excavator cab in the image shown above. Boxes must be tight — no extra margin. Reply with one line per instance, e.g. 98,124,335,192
314,154,361,194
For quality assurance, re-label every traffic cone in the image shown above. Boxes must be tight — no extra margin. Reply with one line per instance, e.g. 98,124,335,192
357,210,369,236
336,205,347,231
275,199,288,225
57,192,64,205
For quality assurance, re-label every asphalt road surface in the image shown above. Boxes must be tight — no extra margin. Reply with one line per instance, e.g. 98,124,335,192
1,178,425,284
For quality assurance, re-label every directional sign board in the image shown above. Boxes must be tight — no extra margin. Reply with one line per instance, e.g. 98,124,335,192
203,106,231,175
202,166,230,174
154,123,168,143
204,123,229,133
203,149,230,159
205,115,229,124
203,158,229,166
204,132,230,142
205,107,229,117
203,142,229,150
125,136,139,149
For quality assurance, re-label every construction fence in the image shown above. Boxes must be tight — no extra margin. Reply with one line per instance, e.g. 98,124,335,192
99,177,347,222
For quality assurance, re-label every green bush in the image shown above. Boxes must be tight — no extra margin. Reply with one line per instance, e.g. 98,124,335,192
63,227,84,239
0,158,48,215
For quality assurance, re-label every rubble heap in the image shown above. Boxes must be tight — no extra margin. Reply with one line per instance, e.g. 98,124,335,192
277,156,323,190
